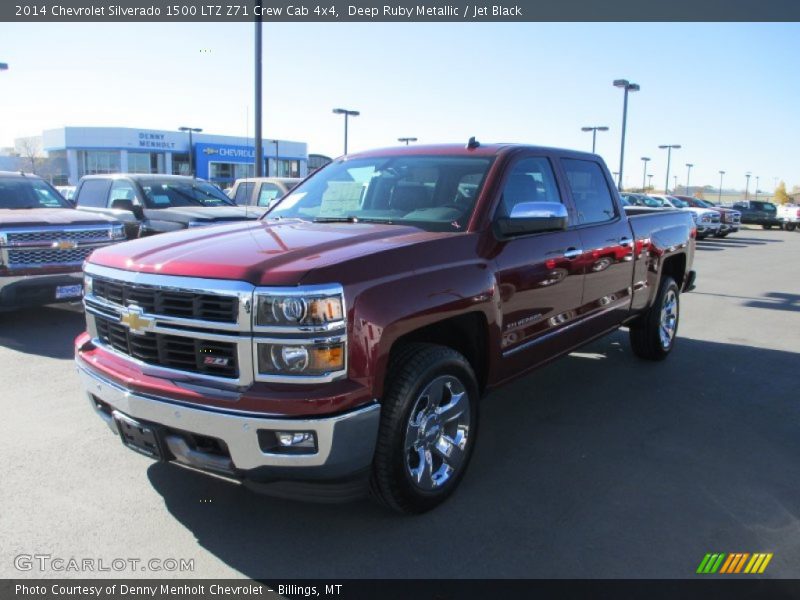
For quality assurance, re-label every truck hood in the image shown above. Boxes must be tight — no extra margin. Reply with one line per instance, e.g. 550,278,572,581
144,205,259,223
87,218,450,286
0,207,119,228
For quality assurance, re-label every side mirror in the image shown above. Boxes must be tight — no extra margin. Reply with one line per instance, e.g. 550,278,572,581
495,202,568,238
111,198,144,219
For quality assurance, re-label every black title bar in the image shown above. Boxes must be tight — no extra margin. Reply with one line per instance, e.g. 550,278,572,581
3,0,800,22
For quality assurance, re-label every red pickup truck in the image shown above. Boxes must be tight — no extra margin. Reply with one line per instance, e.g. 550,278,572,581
75,142,696,513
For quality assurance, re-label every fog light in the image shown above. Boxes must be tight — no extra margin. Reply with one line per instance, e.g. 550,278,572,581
257,429,317,454
277,432,315,448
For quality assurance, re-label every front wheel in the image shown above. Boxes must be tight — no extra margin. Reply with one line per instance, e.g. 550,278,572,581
629,277,680,361
785,223,797,232
370,344,479,514
714,231,729,238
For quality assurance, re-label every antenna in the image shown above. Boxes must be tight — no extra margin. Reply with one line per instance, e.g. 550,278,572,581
466,137,480,150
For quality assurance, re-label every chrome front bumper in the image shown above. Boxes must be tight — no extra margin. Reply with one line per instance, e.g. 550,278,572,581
77,362,381,480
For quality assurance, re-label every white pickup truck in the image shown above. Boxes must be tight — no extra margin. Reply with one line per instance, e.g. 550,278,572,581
777,204,800,231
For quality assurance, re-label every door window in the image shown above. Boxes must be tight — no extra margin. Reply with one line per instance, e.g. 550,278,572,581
108,180,138,205
76,179,111,208
257,183,282,207
561,159,617,225
233,182,254,205
496,157,562,218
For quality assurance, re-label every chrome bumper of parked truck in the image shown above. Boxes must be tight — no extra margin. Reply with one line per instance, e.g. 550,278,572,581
77,361,381,479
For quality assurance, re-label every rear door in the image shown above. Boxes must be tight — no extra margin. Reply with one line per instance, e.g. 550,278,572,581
558,157,635,336
492,153,585,380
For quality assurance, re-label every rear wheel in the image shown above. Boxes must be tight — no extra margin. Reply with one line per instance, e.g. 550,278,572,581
785,223,797,232
629,277,680,361
370,344,479,514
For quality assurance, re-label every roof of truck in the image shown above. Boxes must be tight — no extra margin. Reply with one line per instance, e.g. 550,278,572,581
345,142,598,160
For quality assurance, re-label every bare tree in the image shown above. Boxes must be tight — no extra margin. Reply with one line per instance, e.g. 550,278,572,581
16,137,44,174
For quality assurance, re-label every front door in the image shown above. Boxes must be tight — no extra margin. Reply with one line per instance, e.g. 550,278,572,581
492,155,585,381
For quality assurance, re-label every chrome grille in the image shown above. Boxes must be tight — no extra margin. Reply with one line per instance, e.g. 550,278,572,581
7,229,110,244
94,314,239,379
91,278,238,323
8,246,95,267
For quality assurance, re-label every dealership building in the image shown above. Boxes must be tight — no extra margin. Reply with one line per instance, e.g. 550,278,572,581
36,126,309,185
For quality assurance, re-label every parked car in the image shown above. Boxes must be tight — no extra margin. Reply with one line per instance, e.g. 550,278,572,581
0,171,124,311
730,200,782,229
650,194,721,239
74,174,259,239
672,195,741,237
228,177,302,210
55,185,77,202
75,142,695,513
776,204,800,231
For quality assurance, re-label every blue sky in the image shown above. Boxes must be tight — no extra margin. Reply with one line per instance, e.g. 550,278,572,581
0,22,797,190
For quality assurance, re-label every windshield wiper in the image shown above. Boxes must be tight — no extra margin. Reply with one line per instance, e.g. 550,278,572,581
312,216,397,224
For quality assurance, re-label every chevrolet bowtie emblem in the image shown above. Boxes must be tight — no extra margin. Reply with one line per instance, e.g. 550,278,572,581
119,305,154,335
51,239,78,250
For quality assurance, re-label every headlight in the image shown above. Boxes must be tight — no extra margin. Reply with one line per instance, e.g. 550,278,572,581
84,275,93,295
256,341,345,377
255,292,344,328
109,224,126,240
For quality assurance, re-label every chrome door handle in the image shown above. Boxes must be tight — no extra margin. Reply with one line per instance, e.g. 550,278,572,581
619,237,633,247
563,247,583,260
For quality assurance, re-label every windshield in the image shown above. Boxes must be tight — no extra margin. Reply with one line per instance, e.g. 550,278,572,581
266,155,494,232
668,197,690,208
637,195,666,208
140,180,234,208
0,178,71,209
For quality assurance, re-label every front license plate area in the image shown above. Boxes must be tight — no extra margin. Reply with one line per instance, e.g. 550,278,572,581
55,284,82,299
113,411,163,460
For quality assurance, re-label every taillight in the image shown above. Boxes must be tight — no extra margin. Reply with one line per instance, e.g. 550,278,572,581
690,227,697,239
796,209,800,218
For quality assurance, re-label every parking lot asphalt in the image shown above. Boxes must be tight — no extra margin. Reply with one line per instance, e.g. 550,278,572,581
1,226,799,579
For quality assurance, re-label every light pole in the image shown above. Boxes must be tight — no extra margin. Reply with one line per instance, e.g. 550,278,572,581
685,163,694,196
647,174,653,190
641,157,650,191
268,139,280,176
581,126,609,153
178,127,202,177
744,172,751,200
332,108,360,155
613,79,640,190
398,137,418,146
254,18,263,177
718,170,726,204
754,176,760,200
658,144,681,193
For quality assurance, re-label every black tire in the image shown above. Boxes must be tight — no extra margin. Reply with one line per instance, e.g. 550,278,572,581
370,343,479,514
785,223,797,232
762,224,773,230
629,277,680,361
696,232,708,240
713,231,729,238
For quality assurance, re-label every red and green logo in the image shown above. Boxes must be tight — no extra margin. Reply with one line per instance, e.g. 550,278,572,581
697,553,773,574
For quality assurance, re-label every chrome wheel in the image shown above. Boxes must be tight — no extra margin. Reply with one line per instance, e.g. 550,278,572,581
659,289,678,349
404,375,471,491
